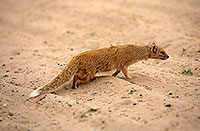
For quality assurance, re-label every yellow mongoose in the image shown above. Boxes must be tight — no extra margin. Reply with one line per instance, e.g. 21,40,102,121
30,43,169,98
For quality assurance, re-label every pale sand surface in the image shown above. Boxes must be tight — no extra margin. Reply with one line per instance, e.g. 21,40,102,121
0,0,200,130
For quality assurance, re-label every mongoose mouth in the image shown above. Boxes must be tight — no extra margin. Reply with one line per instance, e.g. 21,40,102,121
161,55,169,60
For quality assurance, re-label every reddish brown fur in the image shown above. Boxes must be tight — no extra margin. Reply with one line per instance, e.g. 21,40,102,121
30,43,169,97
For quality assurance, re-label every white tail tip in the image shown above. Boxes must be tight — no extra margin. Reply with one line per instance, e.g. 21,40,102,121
29,89,41,98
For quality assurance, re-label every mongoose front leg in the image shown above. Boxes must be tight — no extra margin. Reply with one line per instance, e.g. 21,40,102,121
72,75,79,89
122,67,132,79
112,70,121,77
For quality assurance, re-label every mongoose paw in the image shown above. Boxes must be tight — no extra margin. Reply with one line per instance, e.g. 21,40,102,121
126,75,132,79
72,87,76,89
72,85,78,89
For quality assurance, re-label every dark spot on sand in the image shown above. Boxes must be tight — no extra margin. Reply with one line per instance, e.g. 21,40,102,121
165,104,172,107
128,89,136,94
168,92,173,95
8,112,13,116
3,75,9,77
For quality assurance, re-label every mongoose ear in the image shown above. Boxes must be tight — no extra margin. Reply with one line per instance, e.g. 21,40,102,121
152,44,158,54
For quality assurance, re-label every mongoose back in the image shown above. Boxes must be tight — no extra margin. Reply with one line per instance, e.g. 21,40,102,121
30,43,169,98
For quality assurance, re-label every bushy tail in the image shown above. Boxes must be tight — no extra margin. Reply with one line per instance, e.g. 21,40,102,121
29,59,79,98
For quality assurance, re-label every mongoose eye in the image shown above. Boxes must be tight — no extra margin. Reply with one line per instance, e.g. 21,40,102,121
160,51,165,55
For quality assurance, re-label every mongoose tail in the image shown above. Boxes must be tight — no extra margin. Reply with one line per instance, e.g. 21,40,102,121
29,59,78,98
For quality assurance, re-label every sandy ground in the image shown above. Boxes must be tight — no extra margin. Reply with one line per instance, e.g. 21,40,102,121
0,0,200,130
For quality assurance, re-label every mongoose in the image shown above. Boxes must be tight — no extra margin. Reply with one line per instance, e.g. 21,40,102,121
30,43,169,98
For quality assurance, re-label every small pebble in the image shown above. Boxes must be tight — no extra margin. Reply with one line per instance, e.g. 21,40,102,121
14,71,19,73
67,103,72,107
87,98,92,101
104,81,109,84
138,99,143,102
133,103,137,105
3,75,9,77
128,90,133,94
8,112,13,116
165,104,172,107
3,103,7,107
168,93,173,95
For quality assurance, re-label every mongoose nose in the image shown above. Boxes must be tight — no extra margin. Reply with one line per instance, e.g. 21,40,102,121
166,56,169,59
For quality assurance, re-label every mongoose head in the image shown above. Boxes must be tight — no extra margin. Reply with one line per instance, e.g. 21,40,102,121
149,43,169,60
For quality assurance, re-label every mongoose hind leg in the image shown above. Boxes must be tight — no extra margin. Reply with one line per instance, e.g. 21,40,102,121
122,67,132,79
112,70,121,77
72,69,91,89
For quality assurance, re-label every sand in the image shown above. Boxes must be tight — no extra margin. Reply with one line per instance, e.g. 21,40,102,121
0,0,200,130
